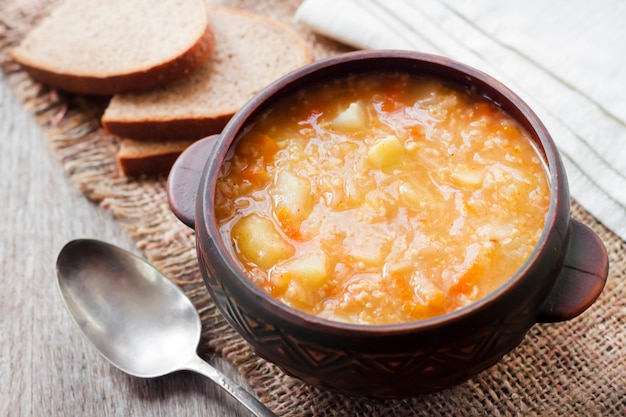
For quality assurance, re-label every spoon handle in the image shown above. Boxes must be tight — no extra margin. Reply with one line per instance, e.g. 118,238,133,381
185,354,277,417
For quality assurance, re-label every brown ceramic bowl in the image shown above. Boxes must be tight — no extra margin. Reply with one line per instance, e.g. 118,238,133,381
167,50,608,399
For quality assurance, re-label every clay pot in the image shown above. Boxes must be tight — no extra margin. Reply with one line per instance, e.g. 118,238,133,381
167,50,608,398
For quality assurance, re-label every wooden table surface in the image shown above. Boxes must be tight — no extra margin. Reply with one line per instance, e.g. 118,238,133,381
0,70,253,416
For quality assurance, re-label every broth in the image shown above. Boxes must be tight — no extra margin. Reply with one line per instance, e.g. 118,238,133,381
215,72,550,325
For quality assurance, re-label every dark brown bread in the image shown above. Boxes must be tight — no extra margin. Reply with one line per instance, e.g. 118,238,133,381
116,139,197,177
10,0,215,95
101,6,313,142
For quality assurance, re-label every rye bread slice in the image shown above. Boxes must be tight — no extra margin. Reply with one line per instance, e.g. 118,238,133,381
10,0,214,95
116,138,196,177
101,6,313,142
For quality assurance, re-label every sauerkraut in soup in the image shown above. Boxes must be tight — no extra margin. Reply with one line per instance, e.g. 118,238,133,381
215,72,550,325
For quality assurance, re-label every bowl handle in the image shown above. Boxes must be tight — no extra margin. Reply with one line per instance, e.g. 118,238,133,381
536,219,608,323
167,135,219,229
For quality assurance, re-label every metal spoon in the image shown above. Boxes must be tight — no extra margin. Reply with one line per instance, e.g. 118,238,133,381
56,238,276,417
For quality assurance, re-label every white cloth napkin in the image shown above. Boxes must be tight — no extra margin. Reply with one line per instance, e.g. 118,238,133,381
295,0,626,241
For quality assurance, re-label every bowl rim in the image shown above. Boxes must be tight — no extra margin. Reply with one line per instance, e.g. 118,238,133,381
198,49,567,334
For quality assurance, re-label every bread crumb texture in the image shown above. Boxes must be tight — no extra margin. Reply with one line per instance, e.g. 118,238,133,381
103,7,312,123
11,0,209,77
118,139,195,157
117,138,196,176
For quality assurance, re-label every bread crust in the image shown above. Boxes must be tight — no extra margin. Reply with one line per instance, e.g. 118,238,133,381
102,6,313,141
117,139,195,177
10,6,215,95
106,6,313,176
103,113,232,142
9,2,215,95
117,151,182,177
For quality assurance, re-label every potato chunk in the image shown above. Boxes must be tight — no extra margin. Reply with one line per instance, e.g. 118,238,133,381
367,135,403,169
273,253,329,290
232,214,295,269
399,181,433,209
346,236,390,267
271,170,313,224
332,102,367,131
451,165,484,189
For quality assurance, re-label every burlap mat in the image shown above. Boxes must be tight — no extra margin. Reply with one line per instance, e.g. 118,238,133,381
2,1,624,415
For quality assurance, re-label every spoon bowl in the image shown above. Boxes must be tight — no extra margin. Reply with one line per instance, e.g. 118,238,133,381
56,239,275,417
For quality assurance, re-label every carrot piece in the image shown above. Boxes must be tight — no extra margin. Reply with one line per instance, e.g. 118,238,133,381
239,165,267,184
234,134,279,185
472,102,494,120
408,125,425,138
257,134,279,162
449,262,481,297
276,205,301,240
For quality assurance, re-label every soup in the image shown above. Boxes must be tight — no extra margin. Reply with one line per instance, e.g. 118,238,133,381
215,72,550,325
